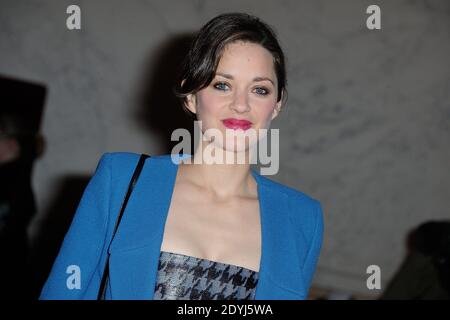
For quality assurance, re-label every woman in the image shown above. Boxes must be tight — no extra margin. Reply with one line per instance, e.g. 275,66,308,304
40,12,324,300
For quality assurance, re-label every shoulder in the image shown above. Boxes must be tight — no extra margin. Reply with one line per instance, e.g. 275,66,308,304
257,174,324,242
256,173,321,210
96,152,181,193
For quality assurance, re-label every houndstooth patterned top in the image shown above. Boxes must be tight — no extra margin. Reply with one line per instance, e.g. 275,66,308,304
153,251,259,300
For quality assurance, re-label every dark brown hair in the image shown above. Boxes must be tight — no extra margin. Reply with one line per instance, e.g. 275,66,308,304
173,12,288,118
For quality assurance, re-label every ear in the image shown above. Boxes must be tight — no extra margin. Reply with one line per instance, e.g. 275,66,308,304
181,79,197,114
184,93,197,114
271,91,283,120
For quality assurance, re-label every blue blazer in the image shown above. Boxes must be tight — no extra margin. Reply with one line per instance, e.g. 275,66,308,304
40,152,324,300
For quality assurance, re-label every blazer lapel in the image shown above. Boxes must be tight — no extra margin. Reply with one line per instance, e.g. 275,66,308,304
107,154,308,300
252,174,308,299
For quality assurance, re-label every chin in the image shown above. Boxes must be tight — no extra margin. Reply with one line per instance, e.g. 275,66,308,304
222,138,259,154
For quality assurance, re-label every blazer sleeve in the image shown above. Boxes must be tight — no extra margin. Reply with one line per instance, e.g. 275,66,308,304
39,153,112,299
302,201,324,292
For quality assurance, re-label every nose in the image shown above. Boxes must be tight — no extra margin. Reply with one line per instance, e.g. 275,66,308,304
230,89,250,113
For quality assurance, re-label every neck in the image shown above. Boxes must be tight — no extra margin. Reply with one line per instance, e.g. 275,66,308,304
180,142,257,201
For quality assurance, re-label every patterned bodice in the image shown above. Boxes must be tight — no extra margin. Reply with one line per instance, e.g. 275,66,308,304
153,251,259,300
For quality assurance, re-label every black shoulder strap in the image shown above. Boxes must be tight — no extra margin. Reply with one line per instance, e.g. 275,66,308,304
110,153,150,240
98,153,151,299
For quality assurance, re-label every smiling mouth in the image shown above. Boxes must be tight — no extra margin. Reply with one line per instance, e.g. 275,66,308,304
221,118,253,130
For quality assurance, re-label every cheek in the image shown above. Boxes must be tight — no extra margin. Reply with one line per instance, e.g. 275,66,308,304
196,91,223,115
253,99,277,122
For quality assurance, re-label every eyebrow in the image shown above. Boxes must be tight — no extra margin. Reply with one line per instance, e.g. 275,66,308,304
215,72,275,86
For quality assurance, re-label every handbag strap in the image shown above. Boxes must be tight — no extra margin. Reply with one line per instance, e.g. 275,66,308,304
98,153,150,299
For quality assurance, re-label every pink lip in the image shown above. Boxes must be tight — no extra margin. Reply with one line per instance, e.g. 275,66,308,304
222,118,253,130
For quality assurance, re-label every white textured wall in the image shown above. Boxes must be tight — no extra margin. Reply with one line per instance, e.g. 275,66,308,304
1,0,449,298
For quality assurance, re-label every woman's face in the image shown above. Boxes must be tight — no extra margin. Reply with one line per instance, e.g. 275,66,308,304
185,40,282,154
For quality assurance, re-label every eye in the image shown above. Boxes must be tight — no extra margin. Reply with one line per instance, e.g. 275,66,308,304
254,87,270,96
213,82,229,91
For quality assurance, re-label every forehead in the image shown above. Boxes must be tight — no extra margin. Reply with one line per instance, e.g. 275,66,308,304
216,41,276,78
